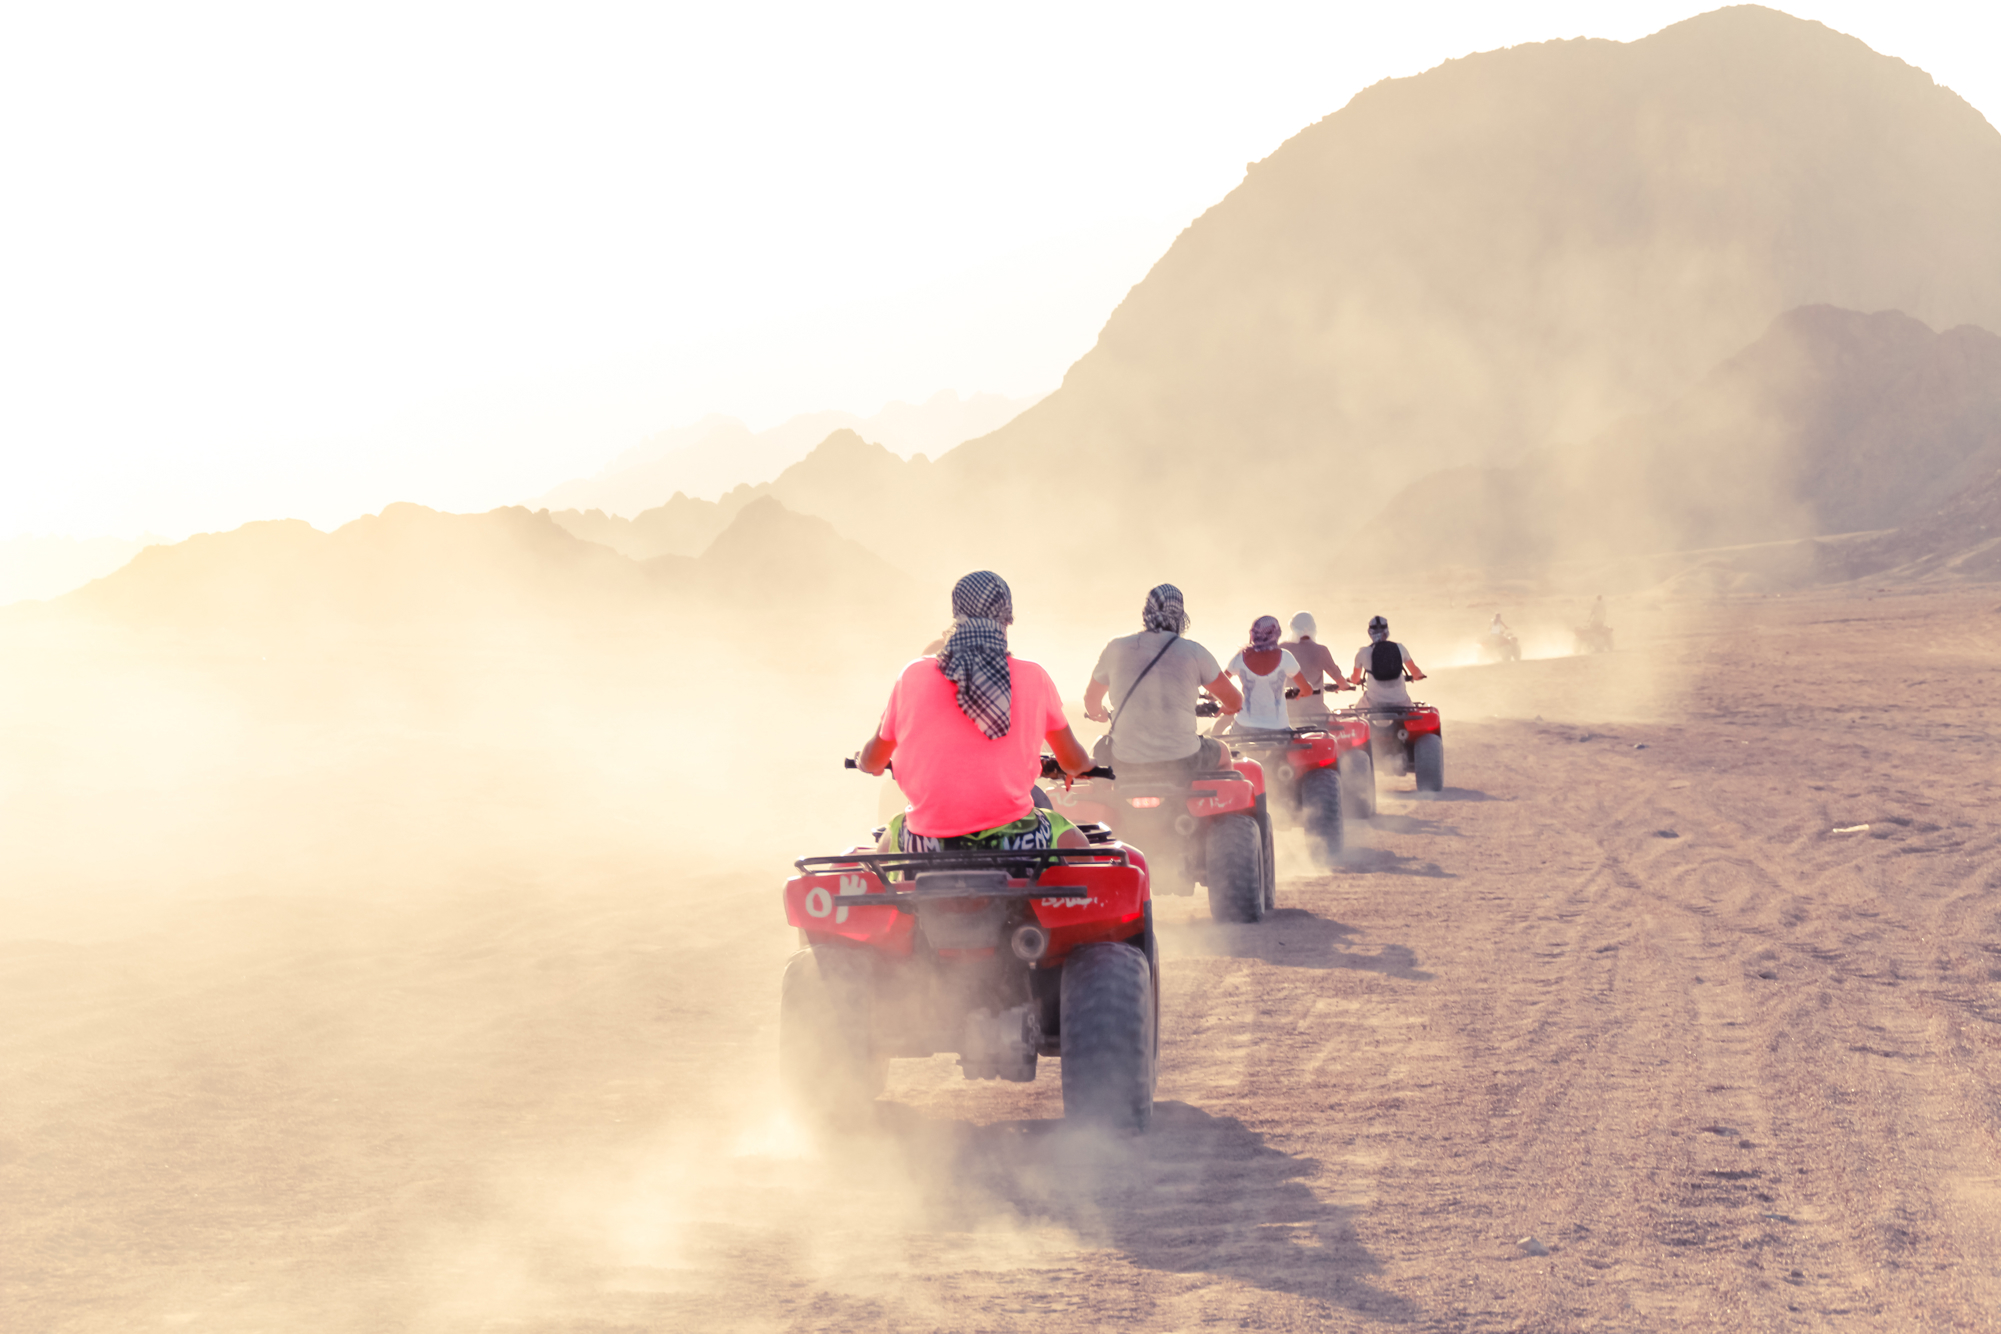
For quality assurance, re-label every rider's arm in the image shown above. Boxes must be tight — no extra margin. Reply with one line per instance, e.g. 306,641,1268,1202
1082,677,1111,723
1290,671,1312,694
1206,671,1244,714
1046,725,1092,776
1405,659,1427,682
858,732,896,774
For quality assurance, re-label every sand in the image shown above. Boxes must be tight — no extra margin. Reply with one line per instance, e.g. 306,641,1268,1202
4,587,1999,1331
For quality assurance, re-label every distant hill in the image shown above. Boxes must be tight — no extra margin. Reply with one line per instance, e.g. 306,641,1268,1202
0,533,164,606
44,495,923,628
923,6,2001,565
1817,467,2001,582
1361,306,2001,571
530,390,1040,516
545,429,931,572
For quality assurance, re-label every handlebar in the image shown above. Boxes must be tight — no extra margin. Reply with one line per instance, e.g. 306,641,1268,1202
1041,754,1114,781
851,755,1113,781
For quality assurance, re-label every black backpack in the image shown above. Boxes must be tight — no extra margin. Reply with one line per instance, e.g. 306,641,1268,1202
1369,639,1406,681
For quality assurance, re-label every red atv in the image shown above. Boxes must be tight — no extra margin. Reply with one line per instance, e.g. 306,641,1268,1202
1223,705,1376,863
1336,702,1445,794
781,777,1158,1131
1042,744,1272,924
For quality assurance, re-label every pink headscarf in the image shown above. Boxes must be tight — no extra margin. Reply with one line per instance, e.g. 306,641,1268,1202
1249,615,1282,653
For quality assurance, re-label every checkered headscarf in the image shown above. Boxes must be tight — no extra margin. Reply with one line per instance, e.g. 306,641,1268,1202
1142,584,1188,634
938,570,1014,739
1249,615,1282,652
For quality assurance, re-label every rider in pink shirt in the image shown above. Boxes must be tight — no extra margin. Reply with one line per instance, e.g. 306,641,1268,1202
858,571,1092,848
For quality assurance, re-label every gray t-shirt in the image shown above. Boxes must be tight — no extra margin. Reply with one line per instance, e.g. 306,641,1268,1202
1091,631,1223,764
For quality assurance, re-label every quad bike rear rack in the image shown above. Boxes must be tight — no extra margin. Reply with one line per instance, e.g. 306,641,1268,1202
794,845,1133,909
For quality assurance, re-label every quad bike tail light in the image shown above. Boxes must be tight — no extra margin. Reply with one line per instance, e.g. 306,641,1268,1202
1128,796,1162,808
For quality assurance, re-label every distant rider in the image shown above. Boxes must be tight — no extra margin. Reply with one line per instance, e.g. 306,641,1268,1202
1347,614,1428,708
1223,615,1312,734
858,571,1092,850
1586,595,1607,629
1489,611,1512,640
1280,610,1349,725
1082,583,1244,772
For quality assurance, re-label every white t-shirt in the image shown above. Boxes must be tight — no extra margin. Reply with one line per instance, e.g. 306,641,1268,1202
1353,641,1415,707
1227,649,1299,731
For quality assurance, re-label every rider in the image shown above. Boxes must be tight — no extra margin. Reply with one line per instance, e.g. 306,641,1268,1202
1489,611,1512,640
1082,583,1244,772
1280,611,1349,725
858,571,1093,850
1223,615,1312,733
1586,595,1607,629
1347,614,1428,708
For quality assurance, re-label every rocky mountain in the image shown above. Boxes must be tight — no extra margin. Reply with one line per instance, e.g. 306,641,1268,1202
531,390,1039,516
1817,466,2001,582
925,6,2001,564
545,429,929,569
44,495,921,628
1361,306,2001,571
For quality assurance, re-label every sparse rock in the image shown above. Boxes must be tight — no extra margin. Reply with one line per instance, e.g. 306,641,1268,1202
1517,1235,1551,1256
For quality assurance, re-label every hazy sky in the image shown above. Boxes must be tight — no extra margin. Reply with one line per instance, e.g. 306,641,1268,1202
3,2,1996,540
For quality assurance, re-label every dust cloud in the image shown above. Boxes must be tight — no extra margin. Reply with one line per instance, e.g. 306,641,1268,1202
1,550,1694,1331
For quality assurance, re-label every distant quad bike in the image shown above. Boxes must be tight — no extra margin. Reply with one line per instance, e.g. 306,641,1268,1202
1337,701,1445,794
781,793,1158,1132
1480,629,1522,663
1574,623,1615,654
1042,740,1272,924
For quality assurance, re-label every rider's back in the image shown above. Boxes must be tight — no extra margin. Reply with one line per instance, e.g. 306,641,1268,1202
1092,630,1221,764
880,655,1067,838
1354,639,1415,707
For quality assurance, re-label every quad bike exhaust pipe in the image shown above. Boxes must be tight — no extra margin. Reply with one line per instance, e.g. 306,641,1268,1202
1009,922,1049,962
1174,813,1198,836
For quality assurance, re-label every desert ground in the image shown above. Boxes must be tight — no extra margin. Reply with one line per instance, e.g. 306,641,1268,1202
5,586,1999,1332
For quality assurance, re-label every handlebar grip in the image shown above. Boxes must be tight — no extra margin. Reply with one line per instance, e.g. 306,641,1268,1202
844,757,858,769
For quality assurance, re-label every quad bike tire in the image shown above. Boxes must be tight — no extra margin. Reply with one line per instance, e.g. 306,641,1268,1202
1413,733,1444,793
1204,812,1265,923
1338,749,1376,820
779,947,887,1122
1257,806,1276,912
1300,766,1344,863
1059,942,1155,1133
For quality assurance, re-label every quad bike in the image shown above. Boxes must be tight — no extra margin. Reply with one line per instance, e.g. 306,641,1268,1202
1041,733,1272,925
1574,622,1614,654
784,762,1158,1131
1479,628,1522,663
1335,700,1445,794
1222,690,1376,865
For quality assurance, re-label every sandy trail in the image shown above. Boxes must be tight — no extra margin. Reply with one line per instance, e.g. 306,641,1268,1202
4,589,1999,1330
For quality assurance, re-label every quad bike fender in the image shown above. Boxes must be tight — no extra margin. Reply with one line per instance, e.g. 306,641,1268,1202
1030,861,1150,963
1276,733,1342,777
1228,756,1267,797
1189,776,1256,818
783,871,916,954
1402,707,1443,737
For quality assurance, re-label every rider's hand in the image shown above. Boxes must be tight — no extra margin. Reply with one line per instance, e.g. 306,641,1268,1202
1084,705,1111,723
